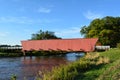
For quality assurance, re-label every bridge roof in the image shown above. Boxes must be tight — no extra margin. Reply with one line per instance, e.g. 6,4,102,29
21,38,98,52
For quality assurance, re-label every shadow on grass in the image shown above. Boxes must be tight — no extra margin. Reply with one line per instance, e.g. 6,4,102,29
75,63,107,80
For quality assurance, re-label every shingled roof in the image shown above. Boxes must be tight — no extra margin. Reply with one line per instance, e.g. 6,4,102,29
21,38,98,52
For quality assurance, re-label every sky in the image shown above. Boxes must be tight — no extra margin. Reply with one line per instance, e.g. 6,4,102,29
0,0,120,45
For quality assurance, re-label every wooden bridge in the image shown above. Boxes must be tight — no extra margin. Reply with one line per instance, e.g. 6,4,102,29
21,38,98,53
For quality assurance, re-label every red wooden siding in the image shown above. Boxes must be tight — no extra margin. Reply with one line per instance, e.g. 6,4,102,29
21,38,98,52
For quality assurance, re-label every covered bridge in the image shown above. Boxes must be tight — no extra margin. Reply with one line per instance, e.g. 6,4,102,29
21,38,98,53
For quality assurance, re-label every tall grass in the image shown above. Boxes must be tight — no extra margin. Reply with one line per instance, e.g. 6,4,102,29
36,52,110,80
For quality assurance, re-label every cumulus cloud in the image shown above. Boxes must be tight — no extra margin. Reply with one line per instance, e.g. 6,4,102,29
84,11,103,20
38,7,51,13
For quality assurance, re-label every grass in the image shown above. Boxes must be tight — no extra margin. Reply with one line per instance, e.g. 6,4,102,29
97,59,120,80
36,48,120,80
96,48,120,80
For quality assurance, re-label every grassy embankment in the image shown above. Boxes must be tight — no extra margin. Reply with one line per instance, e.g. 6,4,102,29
36,48,120,80
0,52,22,57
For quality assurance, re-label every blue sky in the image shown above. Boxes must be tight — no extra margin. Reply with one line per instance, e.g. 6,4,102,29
0,0,120,45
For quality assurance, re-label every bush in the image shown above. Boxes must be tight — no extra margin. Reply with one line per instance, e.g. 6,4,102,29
117,43,120,48
11,74,17,80
0,53,22,57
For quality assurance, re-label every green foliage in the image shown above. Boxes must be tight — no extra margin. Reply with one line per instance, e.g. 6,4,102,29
11,74,17,80
31,30,61,40
0,48,22,53
0,47,22,57
0,52,22,57
117,43,120,48
80,16,120,47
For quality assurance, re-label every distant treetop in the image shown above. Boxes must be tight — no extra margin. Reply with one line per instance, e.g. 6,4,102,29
31,30,61,40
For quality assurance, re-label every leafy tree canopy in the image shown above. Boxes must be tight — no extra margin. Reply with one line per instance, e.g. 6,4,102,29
31,30,61,40
80,16,120,47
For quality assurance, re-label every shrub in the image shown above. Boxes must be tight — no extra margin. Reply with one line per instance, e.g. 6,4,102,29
117,43,120,48
96,56,109,65
11,74,17,80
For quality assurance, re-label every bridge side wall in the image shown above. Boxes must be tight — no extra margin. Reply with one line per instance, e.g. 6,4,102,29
21,38,98,52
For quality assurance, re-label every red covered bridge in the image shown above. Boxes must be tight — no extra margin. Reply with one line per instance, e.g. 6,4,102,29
21,38,98,53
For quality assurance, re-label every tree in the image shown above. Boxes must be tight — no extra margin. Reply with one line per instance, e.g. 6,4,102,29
31,30,61,40
80,16,120,47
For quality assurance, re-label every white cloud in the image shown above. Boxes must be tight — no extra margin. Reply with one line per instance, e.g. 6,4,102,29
84,11,103,20
55,27,82,38
0,16,34,24
0,16,58,24
38,7,51,13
